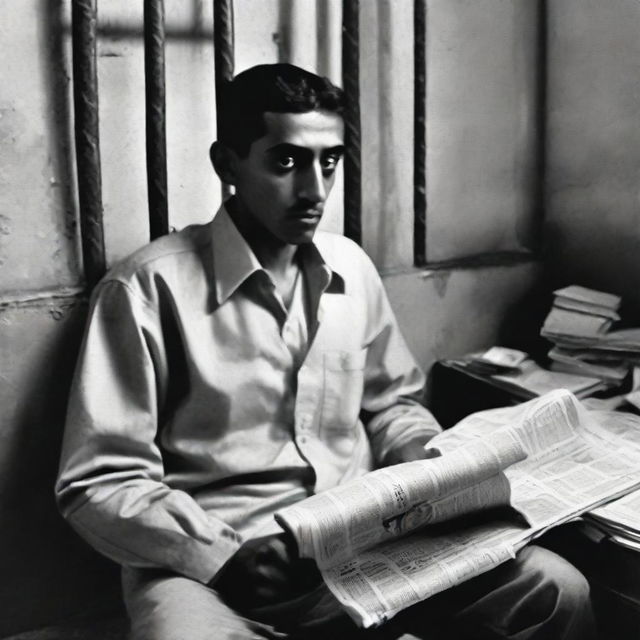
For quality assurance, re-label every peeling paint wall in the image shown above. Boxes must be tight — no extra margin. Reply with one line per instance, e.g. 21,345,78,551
0,2,80,291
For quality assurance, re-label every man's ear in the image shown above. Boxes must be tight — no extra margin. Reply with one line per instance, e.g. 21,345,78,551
209,141,237,185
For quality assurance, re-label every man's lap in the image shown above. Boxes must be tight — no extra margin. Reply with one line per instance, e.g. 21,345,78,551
122,545,594,640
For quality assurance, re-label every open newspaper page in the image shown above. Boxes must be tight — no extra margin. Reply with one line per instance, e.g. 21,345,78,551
432,390,640,534
321,515,529,628
276,429,525,567
277,390,640,629
275,431,526,628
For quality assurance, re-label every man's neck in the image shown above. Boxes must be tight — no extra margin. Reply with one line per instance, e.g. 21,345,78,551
226,197,299,276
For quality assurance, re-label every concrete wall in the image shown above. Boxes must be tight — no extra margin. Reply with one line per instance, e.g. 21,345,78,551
425,0,541,262
372,0,541,369
1,1,543,633
545,0,640,321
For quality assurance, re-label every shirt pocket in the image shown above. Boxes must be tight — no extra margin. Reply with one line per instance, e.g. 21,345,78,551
320,349,367,436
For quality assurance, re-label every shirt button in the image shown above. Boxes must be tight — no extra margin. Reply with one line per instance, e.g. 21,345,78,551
299,436,308,444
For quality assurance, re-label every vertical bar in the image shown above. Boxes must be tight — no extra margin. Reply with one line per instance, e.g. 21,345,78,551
214,0,235,201
71,0,106,289
413,0,427,266
342,0,362,244
144,0,169,239
533,0,547,252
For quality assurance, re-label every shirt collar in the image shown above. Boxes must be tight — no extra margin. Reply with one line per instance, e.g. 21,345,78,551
208,205,345,309
209,205,263,307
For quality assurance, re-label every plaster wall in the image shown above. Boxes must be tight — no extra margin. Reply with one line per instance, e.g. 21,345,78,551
545,0,640,320
375,0,541,373
425,0,541,263
0,2,80,292
384,263,542,375
1,1,541,633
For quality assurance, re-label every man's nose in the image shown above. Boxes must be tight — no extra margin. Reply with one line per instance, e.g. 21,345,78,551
297,162,326,204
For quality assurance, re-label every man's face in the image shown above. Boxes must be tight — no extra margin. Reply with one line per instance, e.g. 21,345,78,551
230,110,345,245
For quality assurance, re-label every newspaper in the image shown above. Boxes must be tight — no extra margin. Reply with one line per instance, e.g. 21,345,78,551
582,410,640,548
276,430,524,570
587,491,640,550
275,390,640,628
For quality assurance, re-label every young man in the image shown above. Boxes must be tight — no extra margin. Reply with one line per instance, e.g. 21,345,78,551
56,64,595,639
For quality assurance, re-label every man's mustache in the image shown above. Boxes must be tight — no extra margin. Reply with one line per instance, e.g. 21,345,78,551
289,200,323,214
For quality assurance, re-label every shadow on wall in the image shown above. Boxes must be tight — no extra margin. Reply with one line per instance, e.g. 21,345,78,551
0,3,125,636
495,274,555,361
0,301,124,637
543,218,640,326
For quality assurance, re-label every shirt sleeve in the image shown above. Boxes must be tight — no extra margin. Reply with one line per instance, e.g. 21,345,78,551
357,260,443,464
55,280,241,583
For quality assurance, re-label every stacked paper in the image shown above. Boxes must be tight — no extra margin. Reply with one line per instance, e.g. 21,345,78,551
587,491,640,552
541,285,621,345
541,285,631,389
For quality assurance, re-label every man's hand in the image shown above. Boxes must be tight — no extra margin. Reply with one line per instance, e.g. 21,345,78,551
211,533,322,610
382,436,442,467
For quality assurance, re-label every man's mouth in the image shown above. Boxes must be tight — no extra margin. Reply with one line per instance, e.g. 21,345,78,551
291,208,322,220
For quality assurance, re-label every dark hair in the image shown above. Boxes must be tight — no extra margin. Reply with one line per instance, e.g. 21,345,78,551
217,63,344,156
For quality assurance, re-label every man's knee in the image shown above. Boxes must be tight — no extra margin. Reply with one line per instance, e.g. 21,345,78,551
122,567,276,640
518,544,590,608
508,545,594,639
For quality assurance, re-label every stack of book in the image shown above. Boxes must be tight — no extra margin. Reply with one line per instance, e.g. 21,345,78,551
541,286,630,387
541,285,621,345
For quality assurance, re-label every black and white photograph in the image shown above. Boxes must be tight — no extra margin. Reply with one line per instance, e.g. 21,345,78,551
2,1,640,638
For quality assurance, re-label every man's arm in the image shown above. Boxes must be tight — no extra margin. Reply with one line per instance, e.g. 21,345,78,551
55,280,241,584
357,256,443,466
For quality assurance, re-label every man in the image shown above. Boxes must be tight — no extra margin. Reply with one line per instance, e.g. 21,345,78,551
57,64,595,639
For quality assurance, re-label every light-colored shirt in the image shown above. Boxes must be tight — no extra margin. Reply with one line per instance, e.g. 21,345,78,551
56,206,441,584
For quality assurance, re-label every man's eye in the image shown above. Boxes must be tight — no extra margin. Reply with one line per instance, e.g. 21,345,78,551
322,155,340,171
276,156,295,170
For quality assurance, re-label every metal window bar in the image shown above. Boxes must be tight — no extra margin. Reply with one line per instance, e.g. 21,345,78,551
532,0,547,253
413,0,427,266
144,0,169,239
71,0,106,289
73,0,367,290
214,0,235,202
341,0,362,245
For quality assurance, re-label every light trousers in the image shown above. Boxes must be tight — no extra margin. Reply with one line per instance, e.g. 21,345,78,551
122,545,596,640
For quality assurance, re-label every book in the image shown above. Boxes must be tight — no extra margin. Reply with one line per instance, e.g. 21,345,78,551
553,297,620,322
593,328,640,352
275,391,640,628
541,307,612,340
553,285,621,312
548,346,629,382
548,329,640,357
